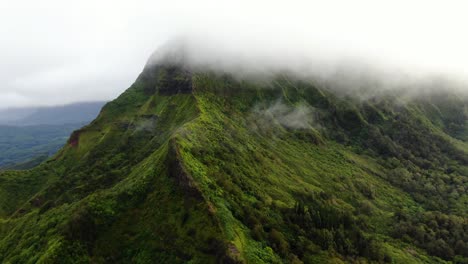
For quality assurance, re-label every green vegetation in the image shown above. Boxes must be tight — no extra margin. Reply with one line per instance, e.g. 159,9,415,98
0,63,466,263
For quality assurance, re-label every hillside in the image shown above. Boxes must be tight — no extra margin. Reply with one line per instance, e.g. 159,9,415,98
0,59,466,263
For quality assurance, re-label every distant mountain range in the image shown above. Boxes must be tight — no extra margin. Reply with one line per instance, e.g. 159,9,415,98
0,101,106,168
0,101,106,126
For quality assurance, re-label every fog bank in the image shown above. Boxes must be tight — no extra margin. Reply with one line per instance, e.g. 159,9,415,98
148,35,468,98
2,0,468,108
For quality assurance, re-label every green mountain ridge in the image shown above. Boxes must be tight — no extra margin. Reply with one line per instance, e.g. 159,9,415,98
0,59,467,263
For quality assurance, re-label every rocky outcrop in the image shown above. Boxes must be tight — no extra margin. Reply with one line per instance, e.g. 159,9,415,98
68,130,82,147
138,64,193,95
157,66,192,95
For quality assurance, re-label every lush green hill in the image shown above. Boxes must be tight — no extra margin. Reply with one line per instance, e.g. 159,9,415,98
0,61,466,263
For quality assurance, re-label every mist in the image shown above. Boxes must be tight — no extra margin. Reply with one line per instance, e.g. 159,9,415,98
148,35,468,100
1,0,468,109
251,100,317,131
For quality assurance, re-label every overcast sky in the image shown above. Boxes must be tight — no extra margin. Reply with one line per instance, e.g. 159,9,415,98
1,0,467,108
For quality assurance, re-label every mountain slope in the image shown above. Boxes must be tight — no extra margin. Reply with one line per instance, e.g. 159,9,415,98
0,60,466,263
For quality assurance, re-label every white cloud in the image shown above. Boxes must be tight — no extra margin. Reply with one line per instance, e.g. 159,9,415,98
0,0,467,108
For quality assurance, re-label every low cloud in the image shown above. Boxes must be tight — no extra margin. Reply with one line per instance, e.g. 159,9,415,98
147,36,468,101
134,118,158,132
251,100,317,131
1,0,468,109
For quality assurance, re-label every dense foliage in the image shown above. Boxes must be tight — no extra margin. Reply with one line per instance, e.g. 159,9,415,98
393,210,468,261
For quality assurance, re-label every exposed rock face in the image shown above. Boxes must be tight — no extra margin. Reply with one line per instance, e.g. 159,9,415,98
157,66,192,95
138,63,193,95
68,130,81,147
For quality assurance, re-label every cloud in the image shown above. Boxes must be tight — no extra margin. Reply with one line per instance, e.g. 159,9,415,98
251,100,317,130
134,118,158,132
148,35,468,100
1,0,468,109
0,92,33,108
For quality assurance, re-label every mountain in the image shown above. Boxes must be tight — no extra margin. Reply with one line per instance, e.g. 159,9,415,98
0,57,466,263
0,102,106,169
0,102,106,126
0,108,35,124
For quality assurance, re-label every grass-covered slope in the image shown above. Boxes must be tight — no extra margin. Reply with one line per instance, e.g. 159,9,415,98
0,62,466,263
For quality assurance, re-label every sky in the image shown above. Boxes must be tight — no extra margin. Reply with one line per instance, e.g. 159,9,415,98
1,0,467,108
